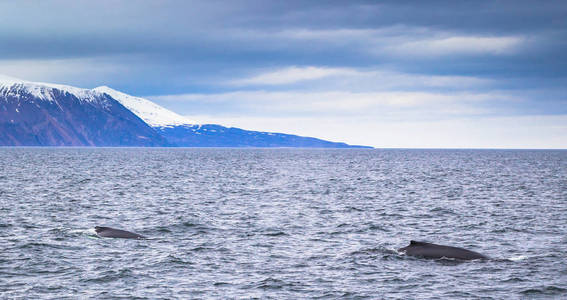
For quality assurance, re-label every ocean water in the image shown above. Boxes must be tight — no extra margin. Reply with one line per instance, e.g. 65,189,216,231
1,148,566,299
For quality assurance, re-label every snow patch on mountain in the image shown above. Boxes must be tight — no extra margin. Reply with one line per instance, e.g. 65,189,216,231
0,75,104,103
94,86,196,127
0,75,195,128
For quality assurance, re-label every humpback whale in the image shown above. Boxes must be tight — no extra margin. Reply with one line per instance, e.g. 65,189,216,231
94,226,146,239
398,240,488,260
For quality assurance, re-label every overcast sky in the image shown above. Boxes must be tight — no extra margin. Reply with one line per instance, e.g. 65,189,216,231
1,0,566,148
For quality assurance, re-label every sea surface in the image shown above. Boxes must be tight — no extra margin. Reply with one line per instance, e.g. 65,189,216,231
1,148,566,299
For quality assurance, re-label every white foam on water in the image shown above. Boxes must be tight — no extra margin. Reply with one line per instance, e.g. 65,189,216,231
508,255,528,261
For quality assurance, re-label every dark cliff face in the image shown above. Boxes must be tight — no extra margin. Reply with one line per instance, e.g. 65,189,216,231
0,87,169,146
156,124,371,148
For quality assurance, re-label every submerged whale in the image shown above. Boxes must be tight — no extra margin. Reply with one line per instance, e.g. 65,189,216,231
94,226,146,239
398,240,488,260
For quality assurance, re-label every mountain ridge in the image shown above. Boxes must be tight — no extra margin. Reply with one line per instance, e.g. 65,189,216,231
0,76,371,148
93,86,197,128
0,79,169,146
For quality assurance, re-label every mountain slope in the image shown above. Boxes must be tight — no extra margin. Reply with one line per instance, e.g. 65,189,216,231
98,86,371,148
155,124,370,148
0,78,169,146
93,86,195,127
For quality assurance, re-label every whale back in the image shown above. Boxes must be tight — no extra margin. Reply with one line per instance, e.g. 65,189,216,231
399,240,488,260
94,226,146,239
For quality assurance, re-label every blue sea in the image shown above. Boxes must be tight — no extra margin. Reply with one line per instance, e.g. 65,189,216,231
1,148,566,299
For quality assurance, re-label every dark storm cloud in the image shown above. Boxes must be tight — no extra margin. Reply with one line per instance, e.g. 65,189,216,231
2,1,565,56
0,0,566,95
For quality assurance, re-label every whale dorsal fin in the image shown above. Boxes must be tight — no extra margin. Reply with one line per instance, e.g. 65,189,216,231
94,226,110,233
410,240,428,246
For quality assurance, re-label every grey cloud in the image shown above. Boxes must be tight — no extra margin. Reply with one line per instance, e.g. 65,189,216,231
0,0,565,100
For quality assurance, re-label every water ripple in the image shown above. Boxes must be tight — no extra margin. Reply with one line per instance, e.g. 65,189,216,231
1,148,566,298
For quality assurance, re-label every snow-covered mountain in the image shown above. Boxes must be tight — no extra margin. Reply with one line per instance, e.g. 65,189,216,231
0,76,370,148
0,76,169,146
93,86,195,128
1,75,107,103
